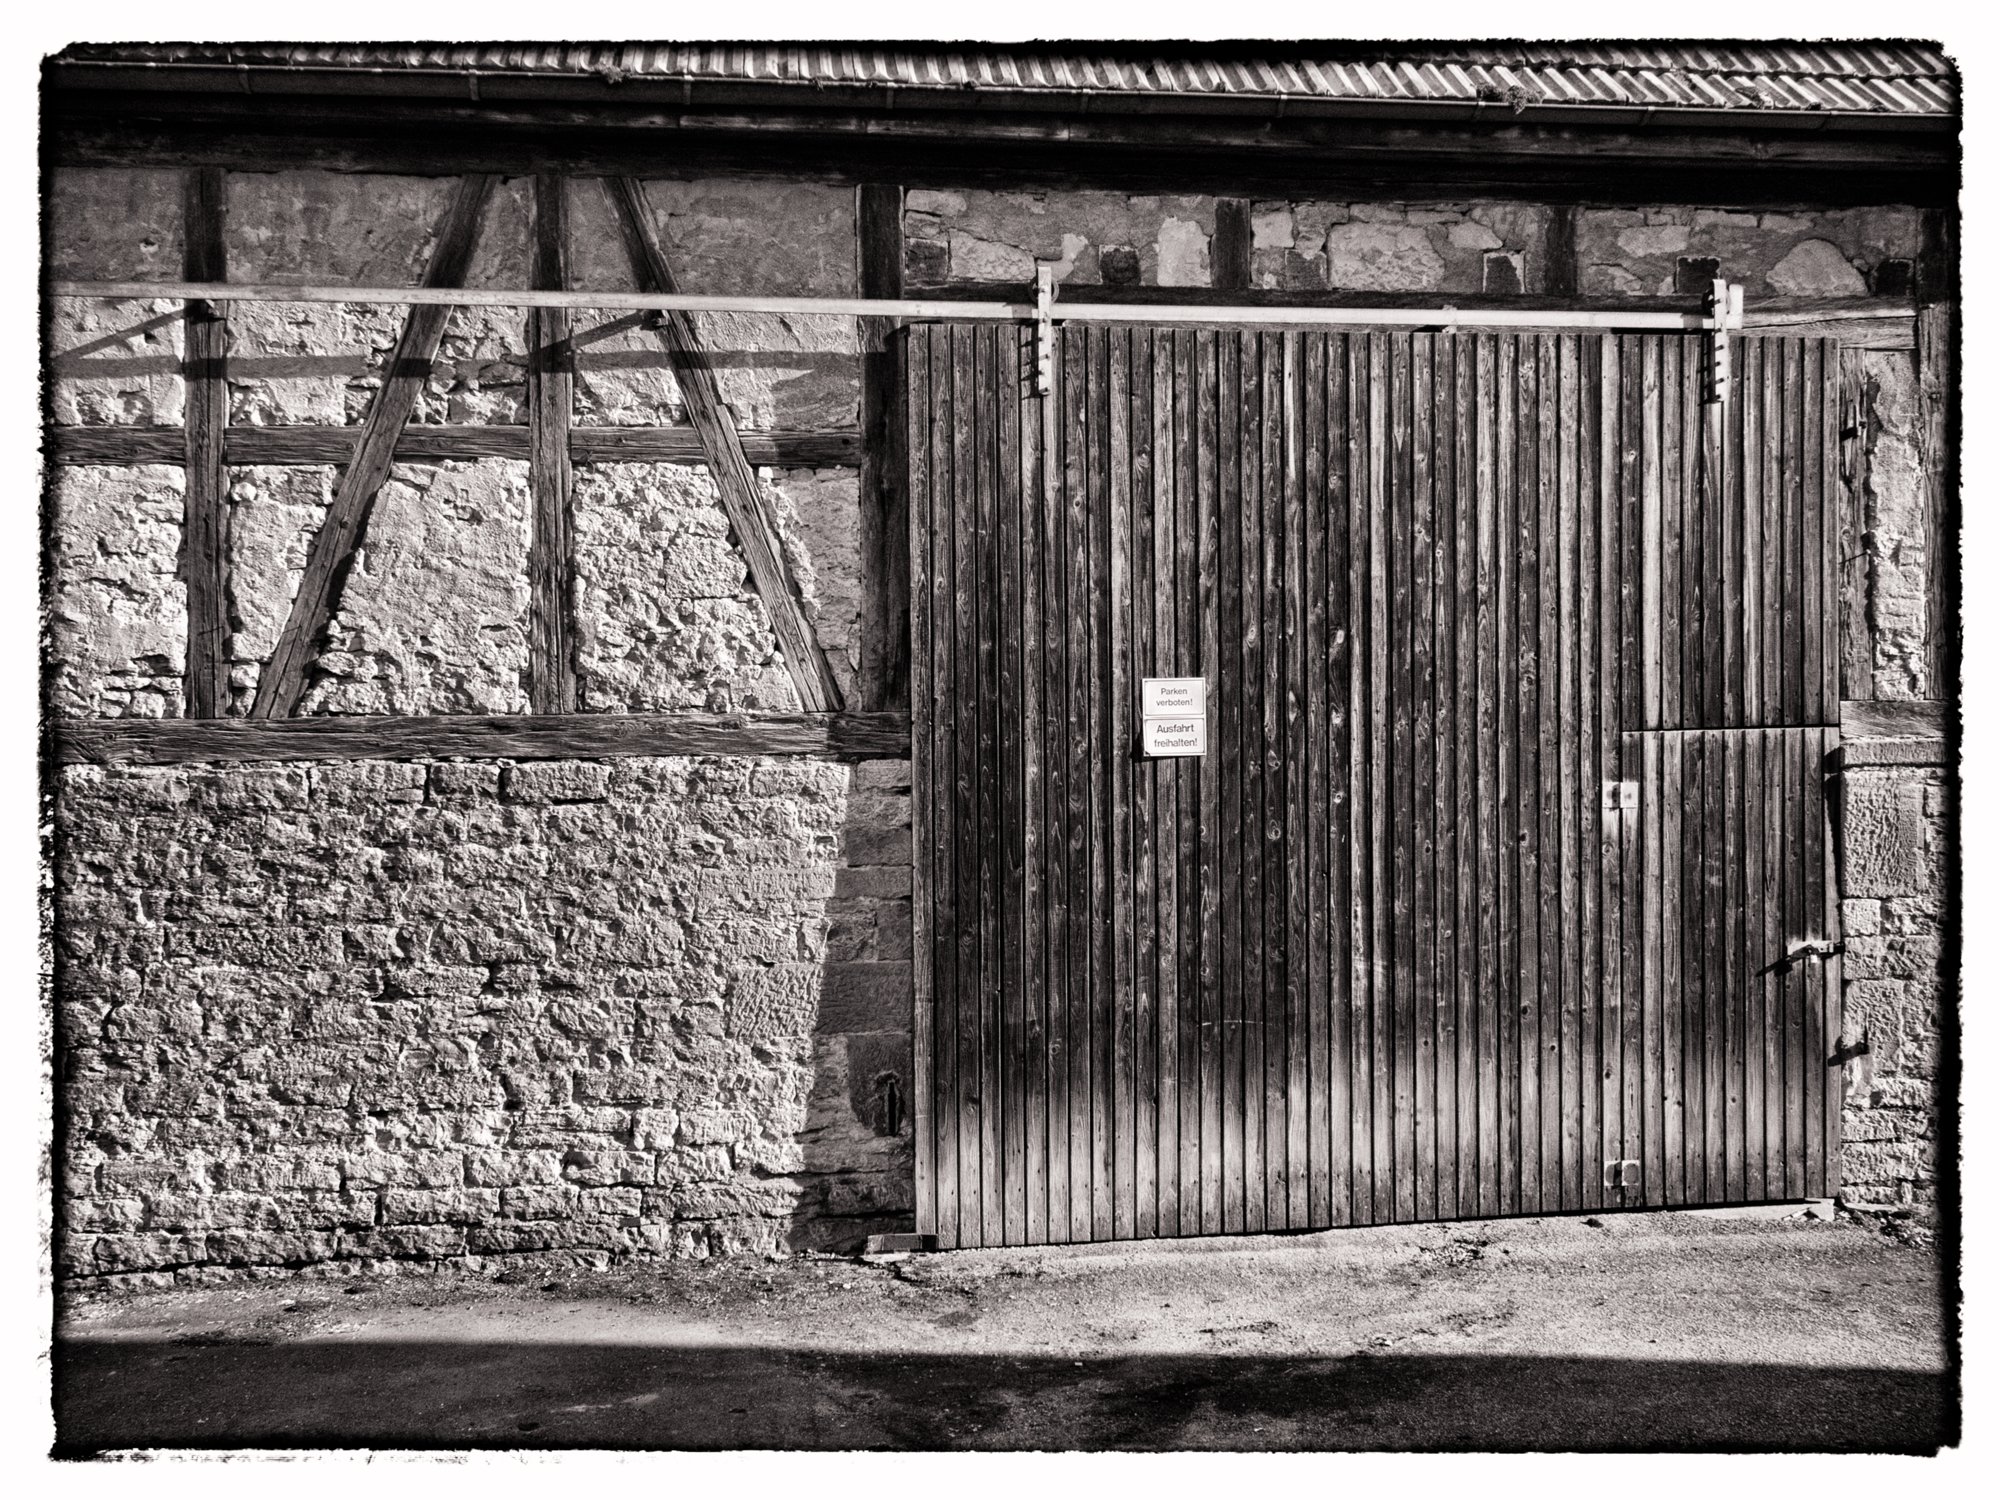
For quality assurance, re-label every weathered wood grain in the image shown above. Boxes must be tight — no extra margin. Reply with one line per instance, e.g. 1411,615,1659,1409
857,183,909,714
55,710,910,764
180,165,229,719
527,171,577,715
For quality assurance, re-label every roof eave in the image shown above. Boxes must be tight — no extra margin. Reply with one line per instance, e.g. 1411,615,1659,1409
43,58,1960,135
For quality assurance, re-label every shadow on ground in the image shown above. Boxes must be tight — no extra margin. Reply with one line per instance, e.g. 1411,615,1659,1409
55,1340,1952,1454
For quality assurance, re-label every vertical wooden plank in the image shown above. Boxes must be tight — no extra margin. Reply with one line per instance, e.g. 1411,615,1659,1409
1803,341,1827,725
1535,335,1564,1212
1302,331,1332,1227
932,326,964,1248
997,323,1028,1246
1019,324,1050,1246
1783,340,1806,725
1088,325,1116,1242
1256,328,1288,1232
1327,334,1356,1227
907,329,936,1239
1577,335,1604,1211
1660,729,1685,1204
1044,327,1075,1245
1701,344,1726,729
1611,338,1642,1194
1741,340,1765,725
1472,335,1499,1218
1386,332,1416,1223
958,324,990,1242
1451,333,1479,1222
1683,730,1706,1202
1368,330,1395,1225
1137,329,1167,1240
1757,731,1779,1199
1776,348,1792,736
1215,331,1246,1236
1644,338,1667,730
1704,727,1728,1201
1818,730,1843,1198
1640,728,1665,1202
1520,334,1552,1216
1282,332,1312,1229
1060,326,1092,1243
1724,730,1747,1202
1411,333,1440,1222
1433,333,1463,1222
1105,327,1135,1242
1166,329,1196,1238
1260,331,1289,1230
180,166,228,720
856,183,909,715
980,326,1008,1244
1783,728,1807,1198
1561,334,1590,1211
1494,333,1521,1217
1197,330,1225,1237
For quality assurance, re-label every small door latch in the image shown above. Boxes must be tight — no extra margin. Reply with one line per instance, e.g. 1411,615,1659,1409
1602,780,1639,811
1787,938,1845,964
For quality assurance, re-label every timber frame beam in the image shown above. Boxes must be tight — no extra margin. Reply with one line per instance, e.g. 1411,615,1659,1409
605,175,846,714
56,711,911,766
249,173,497,718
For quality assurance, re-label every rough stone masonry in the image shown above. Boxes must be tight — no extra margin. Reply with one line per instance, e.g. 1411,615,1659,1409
46,165,1948,1283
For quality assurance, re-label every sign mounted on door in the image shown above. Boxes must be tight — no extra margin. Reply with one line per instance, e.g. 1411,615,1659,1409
1140,677,1205,758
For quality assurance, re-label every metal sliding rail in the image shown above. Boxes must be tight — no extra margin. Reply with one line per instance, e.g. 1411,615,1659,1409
51,279,1723,331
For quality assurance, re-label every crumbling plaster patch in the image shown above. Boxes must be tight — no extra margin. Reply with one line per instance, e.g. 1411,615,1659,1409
47,465,187,718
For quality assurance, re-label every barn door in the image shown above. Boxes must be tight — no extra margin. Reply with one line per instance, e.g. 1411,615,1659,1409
907,322,1841,1249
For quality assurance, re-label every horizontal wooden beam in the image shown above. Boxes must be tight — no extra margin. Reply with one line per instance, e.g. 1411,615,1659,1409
46,425,862,467
54,711,911,765
1840,698,1948,741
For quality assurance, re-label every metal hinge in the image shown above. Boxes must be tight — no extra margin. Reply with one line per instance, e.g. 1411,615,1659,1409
1602,779,1639,811
1787,938,1845,964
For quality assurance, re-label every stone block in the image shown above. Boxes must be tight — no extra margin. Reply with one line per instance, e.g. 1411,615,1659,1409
818,962,913,1033
503,761,612,804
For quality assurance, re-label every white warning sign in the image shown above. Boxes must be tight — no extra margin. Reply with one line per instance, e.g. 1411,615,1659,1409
1140,677,1205,758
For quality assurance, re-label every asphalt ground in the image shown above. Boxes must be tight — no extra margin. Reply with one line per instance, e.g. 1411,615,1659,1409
53,1208,1953,1453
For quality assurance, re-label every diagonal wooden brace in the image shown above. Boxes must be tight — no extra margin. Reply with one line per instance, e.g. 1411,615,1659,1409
607,177,845,714
250,174,497,718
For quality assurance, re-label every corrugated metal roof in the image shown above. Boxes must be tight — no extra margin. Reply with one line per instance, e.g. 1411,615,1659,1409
52,40,1956,118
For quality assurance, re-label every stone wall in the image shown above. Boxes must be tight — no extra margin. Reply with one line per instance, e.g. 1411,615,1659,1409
1838,752,1949,1218
54,753,914,1287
